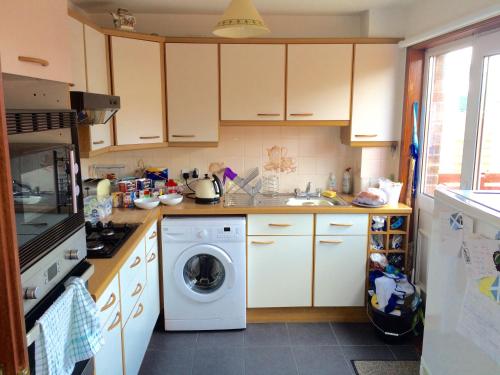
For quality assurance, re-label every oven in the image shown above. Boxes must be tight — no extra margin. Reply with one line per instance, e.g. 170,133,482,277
9,142,84,272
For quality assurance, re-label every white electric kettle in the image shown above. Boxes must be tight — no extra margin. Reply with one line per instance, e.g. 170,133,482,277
195,174,223,204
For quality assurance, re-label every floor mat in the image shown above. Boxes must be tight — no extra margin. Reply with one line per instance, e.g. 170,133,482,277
352,360,420,375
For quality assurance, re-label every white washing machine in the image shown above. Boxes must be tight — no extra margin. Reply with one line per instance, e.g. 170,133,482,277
161,216,246,331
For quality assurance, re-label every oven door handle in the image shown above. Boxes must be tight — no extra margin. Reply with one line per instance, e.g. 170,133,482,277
26,265,94,346
69,149,78,214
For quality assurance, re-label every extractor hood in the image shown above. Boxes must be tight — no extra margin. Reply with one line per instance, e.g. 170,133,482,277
70,91,120,126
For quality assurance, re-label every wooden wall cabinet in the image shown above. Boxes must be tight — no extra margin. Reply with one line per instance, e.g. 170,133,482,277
111,37,165,146
342,44,402,146
165,43,219,144
68,17,87,92
0,0,71,82
287,44,352,121
220,44,286,122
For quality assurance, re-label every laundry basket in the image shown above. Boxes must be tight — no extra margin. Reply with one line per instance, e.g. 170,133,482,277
367,292,421,344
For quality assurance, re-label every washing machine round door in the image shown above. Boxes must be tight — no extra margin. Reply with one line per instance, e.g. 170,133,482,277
174,244,235,303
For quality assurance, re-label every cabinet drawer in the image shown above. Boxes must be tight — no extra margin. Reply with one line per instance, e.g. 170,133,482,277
315,214,368,236
120,238,146,291
314,236,367,307
248,214,313,236
122,273,146,324
248,235,313,307
145,221,158,253
96,274,120,328
95,305,123,375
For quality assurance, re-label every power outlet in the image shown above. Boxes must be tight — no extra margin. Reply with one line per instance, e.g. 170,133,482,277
180,168,199,179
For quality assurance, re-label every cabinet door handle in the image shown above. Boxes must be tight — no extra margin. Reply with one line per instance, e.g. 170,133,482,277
140,136,160,140
251,240,275,245
131,282,143,297
257,113,280,116
149,231,157,240
319,240,343,244
330,223,353,227
107,311,122,331
100,292,116,312
148,252,157,263
133,303,144,318
18,56,49,67
93,140,105,145
130,256,141,268
354,134,378,138
171,134,196,138
289,113,313,117
268,223,292,227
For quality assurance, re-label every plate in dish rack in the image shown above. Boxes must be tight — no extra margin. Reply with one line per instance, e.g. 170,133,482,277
351,200,386,208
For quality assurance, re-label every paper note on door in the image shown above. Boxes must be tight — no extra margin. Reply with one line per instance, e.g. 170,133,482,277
439,211,473,257
461,239,500,280
457,280,500,364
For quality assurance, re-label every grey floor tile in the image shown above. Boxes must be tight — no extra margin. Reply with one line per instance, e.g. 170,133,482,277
388,345,420,360
244,323,291,346
197,329,245,347
245,346,298,375
139,348,194,375
192,347,244,375
342,345,395,361
288,323,338,346
148,331,198,351
331,323,386,346
293,346,352,375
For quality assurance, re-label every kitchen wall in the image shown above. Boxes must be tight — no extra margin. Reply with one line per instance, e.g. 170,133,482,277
81,126,370,193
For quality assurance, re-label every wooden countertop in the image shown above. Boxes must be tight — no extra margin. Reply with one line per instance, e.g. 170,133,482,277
161,195,412,215
88,196,411,300
87,207,159,300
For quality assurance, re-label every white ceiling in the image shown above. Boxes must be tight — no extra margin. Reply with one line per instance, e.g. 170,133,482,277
72,0,415,15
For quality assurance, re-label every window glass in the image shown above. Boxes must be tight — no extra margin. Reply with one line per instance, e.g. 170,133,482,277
422,47,473,196
476,54,500,190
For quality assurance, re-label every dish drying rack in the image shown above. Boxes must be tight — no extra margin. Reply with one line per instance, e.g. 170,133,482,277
225,167,261,197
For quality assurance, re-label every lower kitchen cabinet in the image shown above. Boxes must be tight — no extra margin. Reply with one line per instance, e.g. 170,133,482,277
95,306,123,375
145,245,160,326
248,235,313,307
314,235,367,306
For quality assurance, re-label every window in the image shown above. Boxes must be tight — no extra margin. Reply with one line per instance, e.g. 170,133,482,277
475,54,500,190
422,47,472,196
420,30,500,198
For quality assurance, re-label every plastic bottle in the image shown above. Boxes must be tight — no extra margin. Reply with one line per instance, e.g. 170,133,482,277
328,172,337,192
342,168,352,194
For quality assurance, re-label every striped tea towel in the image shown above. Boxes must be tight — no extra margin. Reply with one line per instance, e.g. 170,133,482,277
35,277,104,375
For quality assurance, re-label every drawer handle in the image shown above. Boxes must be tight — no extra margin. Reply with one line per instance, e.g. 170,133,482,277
148,252,157,263
140,136,160,139
330,223,353,227
268,223,292,227
133,303,144,319
171,134,196,138
149,231,157,240
100,292,117,312
354,134,378,138
107,311,122,331
131,282,143,297
251,240,275,245
18,56,49,67
289,113,313,117
257,113,280,116
93,140,105,145
320,240,343,244
130,256,142,268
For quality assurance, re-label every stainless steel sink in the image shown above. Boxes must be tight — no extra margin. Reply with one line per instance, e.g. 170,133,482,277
223,193,349,208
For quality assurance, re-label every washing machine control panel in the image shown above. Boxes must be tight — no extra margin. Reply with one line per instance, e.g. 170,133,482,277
163,217,246,243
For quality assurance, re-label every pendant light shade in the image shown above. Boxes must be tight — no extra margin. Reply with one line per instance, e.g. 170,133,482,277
213,0,270,38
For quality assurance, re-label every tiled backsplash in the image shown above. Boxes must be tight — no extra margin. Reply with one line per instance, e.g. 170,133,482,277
81,126,397,193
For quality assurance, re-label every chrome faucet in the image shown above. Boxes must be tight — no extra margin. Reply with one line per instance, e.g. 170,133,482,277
305,181,311,195
294,182,320,199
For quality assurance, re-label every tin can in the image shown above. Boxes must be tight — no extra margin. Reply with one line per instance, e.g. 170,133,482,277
112,192,124,208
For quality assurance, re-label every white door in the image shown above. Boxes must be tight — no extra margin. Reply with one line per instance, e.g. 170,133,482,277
111,36,164,145
287,44,352,121
314,235,367,306
220,44,285,121
415,30,500,291
165,43,219,142
247,235,313,307
174,244,235,303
